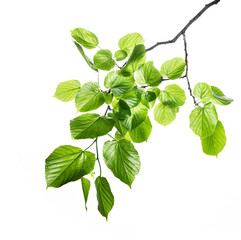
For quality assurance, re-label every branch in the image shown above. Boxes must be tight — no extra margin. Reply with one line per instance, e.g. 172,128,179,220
145,0,221,52
182,33,199,106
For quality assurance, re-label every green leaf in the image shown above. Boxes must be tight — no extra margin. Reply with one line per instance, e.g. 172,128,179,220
81,178,91,210
118,33,144,56
211,86,234,106
114,50,127,61
115,131,132,142
189,102,218,138
103,139,141,187
136,88,145,100
153,103,178,126
159,84,186,108
45,145,95,188
104,71,135,95
121,44,146,75
108,113,128,137
95,176,114,220
73,42,98,72
70,113,115,139
54,80,81,102
136,88,150,109
71,27,99,49
119,86,140,108
145,90,157,102
93,49,115,71
201,120,226,156
160,58,186,80
193,82,213,104
113,100,131,120
111,98,119,108
135,61,162,87
136,88,158,109
148,88,160,109
122,103,148,130
103,92,113,105
129,116,152,143
149,99,156,109
75,82,105,112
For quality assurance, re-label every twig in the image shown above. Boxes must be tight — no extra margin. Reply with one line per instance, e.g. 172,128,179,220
107,134,116,140
145,0,221,52
115,63,121,69
84,139,97,151
104,105,111,116
95,138,102,177
182,33,199,106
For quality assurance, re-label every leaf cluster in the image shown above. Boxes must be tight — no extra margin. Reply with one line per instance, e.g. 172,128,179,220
47,27,233,219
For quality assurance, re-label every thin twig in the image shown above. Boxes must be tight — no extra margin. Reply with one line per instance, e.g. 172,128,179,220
104,105,111,116
183,33,199,106
145,0,221,52
107,134,116,140
115,63,121,69
95,138,102,177
84,139,97,151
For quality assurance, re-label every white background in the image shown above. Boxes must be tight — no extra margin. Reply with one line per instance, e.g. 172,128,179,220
1,0,241,239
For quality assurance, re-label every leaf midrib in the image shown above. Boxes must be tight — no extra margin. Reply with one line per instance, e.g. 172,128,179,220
47,151,84,187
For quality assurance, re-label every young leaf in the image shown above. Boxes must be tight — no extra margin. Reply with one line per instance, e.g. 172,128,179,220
189,102,218,138
81,178,91,211
104,71,135,95
122,103,148,130
193,82,212,103
129,116,152,143
136,89,157,109
93,49,115,71
201,120,226,156
95,176,114,220
108,113,128,137
113,100,131,120
103,139,141,187
75,82,105,112
118,33,144,56
159,84,186,108
147,88,160,109
154,103,178,126
73,42,98,72
103,92,113,105
160,58,186,80
121,44,146,75
145,90,157,102
45,145,95,188
70,113,115,139
149,99,157,109
71,27,99,49
114,50,127,61
115,131,132,142
119,86,140,108
211,86,234,106
135,61,162,87
136,88,150,109
54,80,81,102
